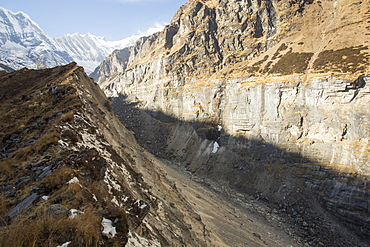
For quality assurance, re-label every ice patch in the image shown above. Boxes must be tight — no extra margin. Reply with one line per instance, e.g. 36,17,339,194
67,177,79,184
42,196,49,200
212,142,220,153
102,218,117,238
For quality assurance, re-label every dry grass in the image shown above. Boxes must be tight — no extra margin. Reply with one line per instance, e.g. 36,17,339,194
0,64,133,246
0,131,60,179
0,161,17,182
42,166,76,193
251,55,269,68
313,46,369,74
271,43,289,61
0,210,101,247
269,52,313,75
58,111,75,123
42,168,91,209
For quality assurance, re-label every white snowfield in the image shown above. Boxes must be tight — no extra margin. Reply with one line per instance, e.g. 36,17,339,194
0,7,165,74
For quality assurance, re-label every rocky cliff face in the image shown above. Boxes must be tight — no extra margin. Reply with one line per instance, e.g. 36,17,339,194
93,0,370,244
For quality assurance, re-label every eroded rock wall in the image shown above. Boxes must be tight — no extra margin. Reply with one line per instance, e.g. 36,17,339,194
93,0,370,242
94,0,370,170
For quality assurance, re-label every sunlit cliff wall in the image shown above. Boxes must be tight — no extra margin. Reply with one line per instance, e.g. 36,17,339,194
92,0,370,239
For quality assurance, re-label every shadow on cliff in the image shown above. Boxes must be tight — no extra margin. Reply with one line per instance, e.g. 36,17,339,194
111,94,370,246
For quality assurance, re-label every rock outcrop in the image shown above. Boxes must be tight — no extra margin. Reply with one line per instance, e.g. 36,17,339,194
93,0,370,244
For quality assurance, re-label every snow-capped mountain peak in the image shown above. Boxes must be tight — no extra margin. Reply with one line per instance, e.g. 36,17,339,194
0,6,165,74
0,7,72,71
0,6,42,34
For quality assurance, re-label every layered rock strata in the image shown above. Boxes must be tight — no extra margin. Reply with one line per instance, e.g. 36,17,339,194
93,0,370,243
93,0,370,170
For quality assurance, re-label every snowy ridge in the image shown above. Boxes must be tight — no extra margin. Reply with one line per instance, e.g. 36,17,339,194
55,25,164,74
0,6,165,74
0,6,73,71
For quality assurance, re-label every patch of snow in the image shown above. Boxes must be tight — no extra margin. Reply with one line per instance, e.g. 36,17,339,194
111,88,119,98
111,180,121,191
102,218,117,238
93,194,98,201
111,197,120,207
73,113,111,158
57,109,137,211
135,200,148,210
104,172,123,194
57,241,71,247
67,177,79,184
217,125,222,132
58,139,69,148
41,196,49,200
69,209,84,219
212,142,220,153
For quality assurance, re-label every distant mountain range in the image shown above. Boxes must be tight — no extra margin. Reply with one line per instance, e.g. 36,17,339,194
0,6,163,74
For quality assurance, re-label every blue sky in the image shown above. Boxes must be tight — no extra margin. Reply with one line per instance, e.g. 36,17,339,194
0,0,187,40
